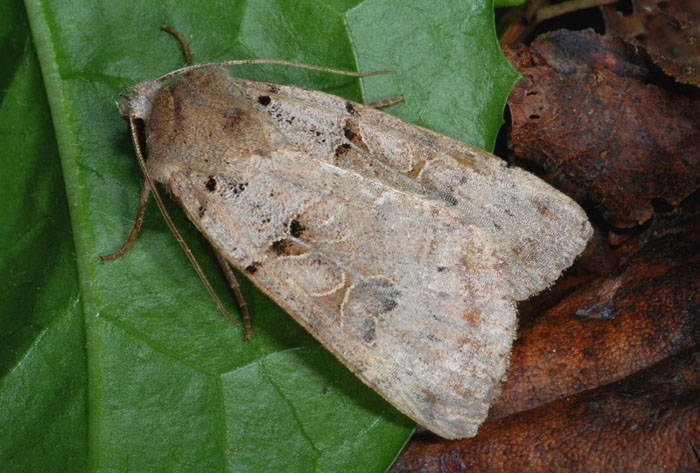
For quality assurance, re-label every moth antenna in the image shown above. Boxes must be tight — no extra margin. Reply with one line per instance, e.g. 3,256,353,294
125,115,242,331
161,24,194,66
156,25,388,85
156,60,389,84
101,178,150,261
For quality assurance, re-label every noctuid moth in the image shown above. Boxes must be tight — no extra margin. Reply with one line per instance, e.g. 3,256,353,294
105,26,591,439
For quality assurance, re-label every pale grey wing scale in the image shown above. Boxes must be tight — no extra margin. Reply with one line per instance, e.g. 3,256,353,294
226,77,592,301
167,151,516,439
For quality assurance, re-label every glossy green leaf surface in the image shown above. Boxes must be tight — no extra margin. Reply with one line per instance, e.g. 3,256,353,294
494,0,527,7
2,0,519,471
0,1,87,472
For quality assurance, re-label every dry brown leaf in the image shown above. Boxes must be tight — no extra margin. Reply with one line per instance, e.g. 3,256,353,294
602,0,700,87
391,192,700,470
391,347,700,473
490,222,700,419
506,29,700,229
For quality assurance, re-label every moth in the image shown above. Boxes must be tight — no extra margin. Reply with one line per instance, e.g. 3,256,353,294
106,27,592,439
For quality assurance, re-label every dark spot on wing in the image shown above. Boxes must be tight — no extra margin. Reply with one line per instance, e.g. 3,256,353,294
345,101,356,115
245,263,260,274
380,298,398,312
257,95,271,106
271,240,285,254
271,239,307,256
437,266,447,272
268,85,279,94
583,346,595,359
343,125,358,141
361,319,376,343
205,176,217,191
335,143,351,156
437,190,458,207
374,280,400,313
343,120,369,152
289,218,306,238
198,205,206,218
357,278,401,314
228,182,248,195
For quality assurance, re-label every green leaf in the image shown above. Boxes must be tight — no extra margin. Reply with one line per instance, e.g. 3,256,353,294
3,0,519,471
494,0,527,7
0,1,87,472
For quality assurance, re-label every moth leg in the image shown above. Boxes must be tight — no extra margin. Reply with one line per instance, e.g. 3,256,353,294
366,96,404,109
101,178,150,261
120,115,242,334
215,252,252,341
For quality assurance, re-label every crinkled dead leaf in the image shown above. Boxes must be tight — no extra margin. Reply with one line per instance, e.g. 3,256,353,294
490,222,700,419
391,347,700,473
602,0,700,87
506,29,700,229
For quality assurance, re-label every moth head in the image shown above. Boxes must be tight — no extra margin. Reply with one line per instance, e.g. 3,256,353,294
116,79,165,123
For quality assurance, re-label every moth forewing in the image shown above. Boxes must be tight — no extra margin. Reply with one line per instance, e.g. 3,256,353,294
118,59,589,438
169,159,517,439
225,77,592,300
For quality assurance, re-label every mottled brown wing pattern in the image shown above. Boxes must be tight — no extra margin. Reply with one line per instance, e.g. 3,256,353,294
226,77,592,301
167,152,515,439
134,67,589,438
